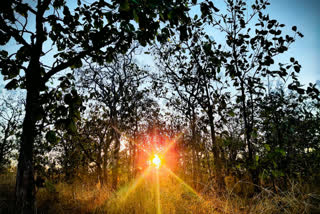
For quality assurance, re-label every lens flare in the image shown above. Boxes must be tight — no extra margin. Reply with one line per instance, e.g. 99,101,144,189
118,166,152,202
155,168,161,214
164,166,203,201
152,154,161,168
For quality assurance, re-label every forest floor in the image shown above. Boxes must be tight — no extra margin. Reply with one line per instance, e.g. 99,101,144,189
0,171,319,214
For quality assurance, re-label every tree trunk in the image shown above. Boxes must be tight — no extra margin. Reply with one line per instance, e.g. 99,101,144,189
97,149,104,186
0,144,4,171
97,164,103,186
15,62,41,213
196,150,202,189
112,131,121,189
127,141,133,181
239,81,259,186
103,146,108,185
191,117,197,188
132,142,137,177
207,108,224,190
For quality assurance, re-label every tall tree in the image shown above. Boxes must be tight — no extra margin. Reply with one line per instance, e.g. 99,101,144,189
75,105,113,186
76,47,151,188
211,0,304,185
153,15,231,190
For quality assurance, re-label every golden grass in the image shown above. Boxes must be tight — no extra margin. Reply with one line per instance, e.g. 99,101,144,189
1,172,319,214
37,181,111,213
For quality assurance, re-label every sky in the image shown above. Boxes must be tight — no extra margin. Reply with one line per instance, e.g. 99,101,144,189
1,0,319,94
267,0,320,86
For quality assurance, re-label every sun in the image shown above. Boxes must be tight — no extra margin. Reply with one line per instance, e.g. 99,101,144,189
152,154,161,168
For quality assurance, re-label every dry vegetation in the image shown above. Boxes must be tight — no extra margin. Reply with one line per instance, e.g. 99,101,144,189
1,171,319,214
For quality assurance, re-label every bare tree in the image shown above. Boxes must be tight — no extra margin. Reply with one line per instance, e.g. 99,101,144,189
0,94,23,172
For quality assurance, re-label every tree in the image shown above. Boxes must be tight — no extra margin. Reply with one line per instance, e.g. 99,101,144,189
0,0,190,212
76,104,113,186
209,0,305,185
76,46,151,188
259,87,320,187
152,0,318,191
0,95,23,172
153,16,231,190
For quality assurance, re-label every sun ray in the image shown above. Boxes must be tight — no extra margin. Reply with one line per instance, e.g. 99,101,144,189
117,166,152,201
163,166,204,201
156,169,161,214
160,129,186,156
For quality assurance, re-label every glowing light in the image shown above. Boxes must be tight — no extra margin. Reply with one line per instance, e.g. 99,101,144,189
152,154,161,168
159,129,185,156
156,169,161,214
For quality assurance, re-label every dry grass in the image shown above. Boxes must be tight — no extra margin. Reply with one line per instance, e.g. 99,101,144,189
0,172,16,214
37,181,111,213
0,172,319,214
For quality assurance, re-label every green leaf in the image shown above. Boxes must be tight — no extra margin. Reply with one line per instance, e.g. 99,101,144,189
276,148,286,156
0,31,11,45
0,50,8,57
251,130,258,139
296,87,304,95
272,170,284,177
272,161,277,168
67,120,77,133
70,59,82,69
46,131,57,143
297,32,304,38
15,3,28,17
64,94,72,105
208,1,219,12
5,79,18,90
53,0,64,9
133,9,139,23
56,119,66,130
264,144,271,151
120,0,130,11
294,65,300,73
168,10,173,19
227,110,235,117
159,13,165,21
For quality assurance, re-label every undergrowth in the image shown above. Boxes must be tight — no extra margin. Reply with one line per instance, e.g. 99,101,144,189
0,172,319,214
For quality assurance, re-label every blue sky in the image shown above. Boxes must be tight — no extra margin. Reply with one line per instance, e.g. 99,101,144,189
267,0,320,85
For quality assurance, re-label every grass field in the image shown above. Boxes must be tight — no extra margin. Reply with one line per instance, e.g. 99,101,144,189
1,170,320,214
